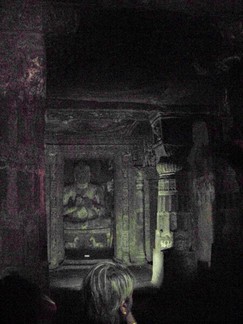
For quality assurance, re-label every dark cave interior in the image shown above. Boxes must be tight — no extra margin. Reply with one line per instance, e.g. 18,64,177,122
0,1,242,323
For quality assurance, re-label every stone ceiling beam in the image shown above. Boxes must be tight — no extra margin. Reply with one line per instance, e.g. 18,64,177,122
44,1,242,16
46,98,217,116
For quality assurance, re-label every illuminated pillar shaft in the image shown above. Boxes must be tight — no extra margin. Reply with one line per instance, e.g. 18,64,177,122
134,169,146,263
152,161,179,286
155,174,177,249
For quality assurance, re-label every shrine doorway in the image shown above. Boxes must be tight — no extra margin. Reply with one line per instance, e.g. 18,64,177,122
63,159,114,261
45,143,143,269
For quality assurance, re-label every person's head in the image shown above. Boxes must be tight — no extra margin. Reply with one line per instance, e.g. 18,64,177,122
82,261,135,324
0,272,41,323
0,269,56,323
74,162,91,184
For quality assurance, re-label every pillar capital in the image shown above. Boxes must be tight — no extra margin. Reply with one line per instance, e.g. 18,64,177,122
148,111,191,167
156,157,183,177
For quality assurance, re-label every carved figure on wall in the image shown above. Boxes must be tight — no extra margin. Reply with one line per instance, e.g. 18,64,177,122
143,142,157,167
188,120,211,176
89,236,105,248
65,236,80,249
63,162,106,222
151,120,162,143
160,233,173,250
187,121,214,266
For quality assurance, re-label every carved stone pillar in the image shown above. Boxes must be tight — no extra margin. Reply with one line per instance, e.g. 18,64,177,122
133,169,146,263
114,151,130,263
151,158,181,286
149,112,184,286
0,1,47,288
46,146,64,269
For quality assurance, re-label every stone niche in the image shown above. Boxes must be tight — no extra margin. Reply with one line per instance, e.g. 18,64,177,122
45,106,153,269
63,159,114,261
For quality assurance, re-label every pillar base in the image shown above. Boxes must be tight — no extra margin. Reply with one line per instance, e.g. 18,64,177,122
151,248,164,287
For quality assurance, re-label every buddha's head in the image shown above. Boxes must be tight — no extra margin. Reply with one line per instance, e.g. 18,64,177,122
74,162,91,184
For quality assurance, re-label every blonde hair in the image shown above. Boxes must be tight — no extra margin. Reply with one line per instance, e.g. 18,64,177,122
83,261,135,324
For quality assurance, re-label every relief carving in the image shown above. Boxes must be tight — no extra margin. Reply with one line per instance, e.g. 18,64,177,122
160,234,173,250
63,159,114,257
63,162,107,222
143,142,157,167
170,212,178,231
46,110,140,136
149,112,163,144
47,143,147,265
155,230,173,251
1,33,45,98
174,232,190,251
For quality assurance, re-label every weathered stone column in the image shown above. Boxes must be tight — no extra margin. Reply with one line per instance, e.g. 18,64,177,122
151,158,181,286
114,151,130,263
133,168,146,263
46,146,65,269
149,112,183,286
0,1,47,288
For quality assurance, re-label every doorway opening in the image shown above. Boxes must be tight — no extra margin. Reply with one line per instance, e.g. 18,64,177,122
63,159,114,261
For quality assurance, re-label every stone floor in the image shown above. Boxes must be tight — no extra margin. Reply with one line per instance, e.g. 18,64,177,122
49,262,153,291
